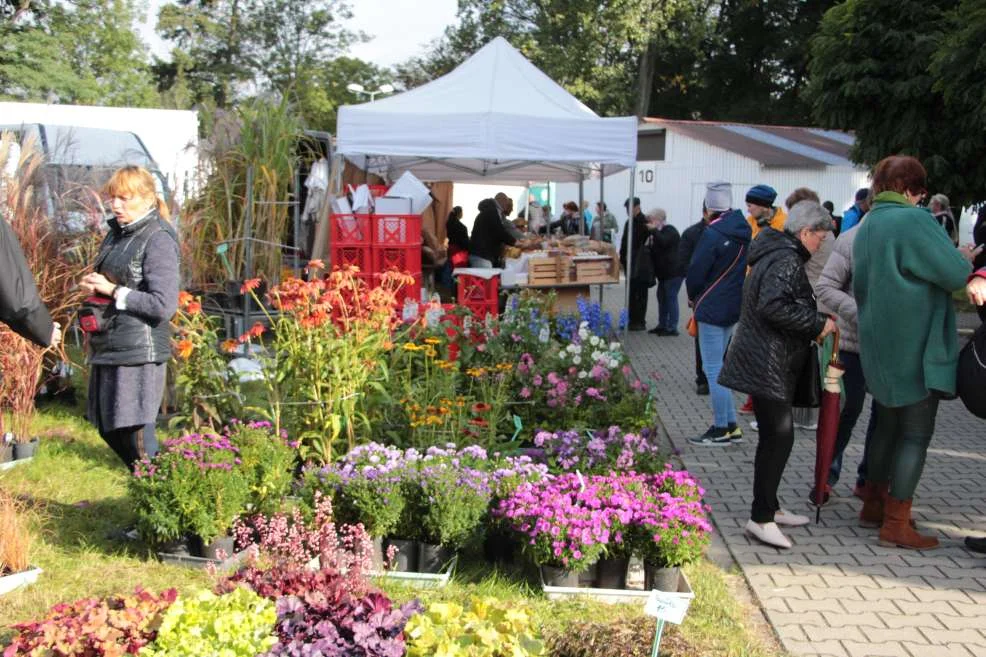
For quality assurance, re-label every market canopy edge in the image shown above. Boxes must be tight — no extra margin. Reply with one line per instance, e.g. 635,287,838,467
337,37,638,183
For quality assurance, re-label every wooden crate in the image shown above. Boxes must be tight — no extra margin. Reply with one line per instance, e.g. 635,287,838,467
573,254,619,284
528,256,563,285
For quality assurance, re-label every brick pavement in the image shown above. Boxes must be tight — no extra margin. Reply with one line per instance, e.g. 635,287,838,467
599,285,986,657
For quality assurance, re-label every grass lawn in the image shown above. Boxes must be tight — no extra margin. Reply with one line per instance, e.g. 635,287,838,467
1,407,785,657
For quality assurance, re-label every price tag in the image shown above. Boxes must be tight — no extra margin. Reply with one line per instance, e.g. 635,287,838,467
643,589,691,625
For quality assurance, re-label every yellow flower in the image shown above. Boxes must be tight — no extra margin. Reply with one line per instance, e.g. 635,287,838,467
403,343,422,352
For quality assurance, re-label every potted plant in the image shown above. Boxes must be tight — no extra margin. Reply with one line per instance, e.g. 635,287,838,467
495,473,611,587
410,461,491,573
633,468,712,591
224,419,297,515
130,432,251,557
0,490,42,595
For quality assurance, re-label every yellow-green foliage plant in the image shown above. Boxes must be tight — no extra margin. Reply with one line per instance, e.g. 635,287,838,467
406,596,545,657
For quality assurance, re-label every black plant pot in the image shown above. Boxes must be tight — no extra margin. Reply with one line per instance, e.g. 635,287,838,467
383,538,419,572
540,564,579,588
643,563,680,592
595,556,629,589
418,543,454,574
482,528,520,565
157,536,192,558
201,535,235,561
12,438,39,460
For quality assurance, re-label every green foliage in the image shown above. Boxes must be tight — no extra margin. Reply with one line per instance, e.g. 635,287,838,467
806,0,985,205
226,420,297,515
406,597,545,657
141,587,278,657
0,0,157,105
130,434,251,544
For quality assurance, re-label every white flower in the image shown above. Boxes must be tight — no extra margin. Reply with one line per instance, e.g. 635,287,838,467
591,351,602,361
589,336,600,347
573,355,581,365
578,370,588,379
609,358,619,368
609,341,620,351
567,343,578,353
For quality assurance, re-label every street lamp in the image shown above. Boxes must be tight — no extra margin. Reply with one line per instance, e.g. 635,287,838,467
346,82,395,102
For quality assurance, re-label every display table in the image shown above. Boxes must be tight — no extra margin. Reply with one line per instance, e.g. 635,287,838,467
500,279,620,311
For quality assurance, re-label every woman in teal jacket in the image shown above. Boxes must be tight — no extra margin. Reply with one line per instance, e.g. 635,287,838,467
853,155,972,550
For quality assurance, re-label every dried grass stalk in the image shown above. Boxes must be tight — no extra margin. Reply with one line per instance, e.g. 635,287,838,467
0,491,32,575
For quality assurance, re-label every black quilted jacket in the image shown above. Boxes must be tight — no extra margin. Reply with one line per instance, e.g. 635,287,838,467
719,228,827,402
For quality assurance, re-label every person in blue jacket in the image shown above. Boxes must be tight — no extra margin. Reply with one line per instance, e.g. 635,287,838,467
686,181,752,445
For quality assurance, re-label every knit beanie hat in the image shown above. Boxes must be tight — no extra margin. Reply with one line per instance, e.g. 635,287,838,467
704,181,732,212
745,184,777,208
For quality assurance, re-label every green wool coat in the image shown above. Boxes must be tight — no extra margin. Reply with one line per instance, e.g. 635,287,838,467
852,192,972,407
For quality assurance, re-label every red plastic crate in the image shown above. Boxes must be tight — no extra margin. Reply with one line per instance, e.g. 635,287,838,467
330,213,371,246
457,273,499,305
372,244,422,275
368,185,389,198
330,244,372,274
463,299,498,320
372,214,423,246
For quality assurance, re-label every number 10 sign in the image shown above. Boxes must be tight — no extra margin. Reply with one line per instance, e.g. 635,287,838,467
636,165,657,194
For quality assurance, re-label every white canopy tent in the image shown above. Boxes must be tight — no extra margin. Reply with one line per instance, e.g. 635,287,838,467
335,36,639,322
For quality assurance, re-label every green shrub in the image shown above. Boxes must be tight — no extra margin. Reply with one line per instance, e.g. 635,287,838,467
406,596,544,657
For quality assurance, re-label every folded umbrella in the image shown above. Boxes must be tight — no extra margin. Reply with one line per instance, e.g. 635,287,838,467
814,327,845,523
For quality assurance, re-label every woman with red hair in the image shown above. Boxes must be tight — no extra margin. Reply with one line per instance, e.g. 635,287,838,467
852,155,972,550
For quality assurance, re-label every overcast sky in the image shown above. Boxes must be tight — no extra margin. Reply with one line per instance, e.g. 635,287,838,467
140,0,458,68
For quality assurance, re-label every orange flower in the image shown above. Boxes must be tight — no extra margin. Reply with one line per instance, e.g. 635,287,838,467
241,278,262,294
176,339,194,359
221,338,238,353
468,417,489,428
186,301,202,315
248,322,266,338
307,259,325,271
178,290,193,308
471,402,492,415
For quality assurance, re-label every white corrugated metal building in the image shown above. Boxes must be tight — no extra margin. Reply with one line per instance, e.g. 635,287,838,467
556,117,870,233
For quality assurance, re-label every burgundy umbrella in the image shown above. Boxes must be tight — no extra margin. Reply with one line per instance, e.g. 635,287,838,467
814,327,845,523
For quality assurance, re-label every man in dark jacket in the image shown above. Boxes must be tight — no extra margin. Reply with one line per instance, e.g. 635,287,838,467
647,208,683,336
686,181,751,445
1,217,59,347
620,197,652,331
469,197,518,268
680,208,710,394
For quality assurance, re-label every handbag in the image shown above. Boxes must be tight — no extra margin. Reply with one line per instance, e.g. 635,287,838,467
632,236,656,288
78,295,114,334
957,322,986,419
792,343,821,408
685,245,745,339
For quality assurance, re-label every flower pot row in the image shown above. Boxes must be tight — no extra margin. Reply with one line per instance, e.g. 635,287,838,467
540,558,679,592
0,437,40,469
382,538,456,574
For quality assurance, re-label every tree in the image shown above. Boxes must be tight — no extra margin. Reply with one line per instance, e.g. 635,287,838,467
289,56,392,132
806,0,972,203
0,0,156,106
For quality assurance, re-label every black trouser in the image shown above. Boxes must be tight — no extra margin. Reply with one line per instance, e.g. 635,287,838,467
867,395,939,500
829,350,872,485
100,423,158,470
694,333,707,386
628,280,649,327
751,396,795,523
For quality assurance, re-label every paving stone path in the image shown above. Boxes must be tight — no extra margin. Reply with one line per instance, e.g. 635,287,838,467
599,285,986,657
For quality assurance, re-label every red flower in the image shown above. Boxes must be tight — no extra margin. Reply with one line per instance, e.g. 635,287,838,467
471,402,492,415
468,418,489,428
186,301,201,315
241,278,262,294
248,322,266,338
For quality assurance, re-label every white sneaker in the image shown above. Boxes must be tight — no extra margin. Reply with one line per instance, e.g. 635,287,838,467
749,420,758,432
774,508,810,527
745,520,792,549
794,422,818,430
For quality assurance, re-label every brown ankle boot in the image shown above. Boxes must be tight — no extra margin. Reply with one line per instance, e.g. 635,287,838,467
879,497,939,550
858,481,888,528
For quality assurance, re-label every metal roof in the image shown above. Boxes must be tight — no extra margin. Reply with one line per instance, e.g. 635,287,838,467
641,118,858,169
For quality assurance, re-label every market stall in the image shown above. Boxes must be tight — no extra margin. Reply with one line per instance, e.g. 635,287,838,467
335,36,639,315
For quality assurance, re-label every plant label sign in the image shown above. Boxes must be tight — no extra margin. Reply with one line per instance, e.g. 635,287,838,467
644,589,690,625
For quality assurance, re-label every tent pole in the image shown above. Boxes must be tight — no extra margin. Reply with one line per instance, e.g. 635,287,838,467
598,164,605,304
578,173,585,235
624,166,636,336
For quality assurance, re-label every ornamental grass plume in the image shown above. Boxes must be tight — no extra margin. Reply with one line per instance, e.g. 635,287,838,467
0,490,32,575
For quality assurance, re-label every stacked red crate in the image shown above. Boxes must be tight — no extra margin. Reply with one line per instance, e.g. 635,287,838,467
371,213,422,309
456,273,499,319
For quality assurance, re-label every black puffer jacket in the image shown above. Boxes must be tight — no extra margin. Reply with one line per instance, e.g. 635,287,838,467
719,228,827,402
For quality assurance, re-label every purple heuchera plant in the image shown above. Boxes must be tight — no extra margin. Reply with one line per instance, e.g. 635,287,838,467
262,587,422,657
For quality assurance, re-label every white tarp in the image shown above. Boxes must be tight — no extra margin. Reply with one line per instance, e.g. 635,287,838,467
337,37,637,183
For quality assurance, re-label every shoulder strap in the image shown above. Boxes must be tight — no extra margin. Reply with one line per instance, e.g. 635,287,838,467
694,245,745,314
